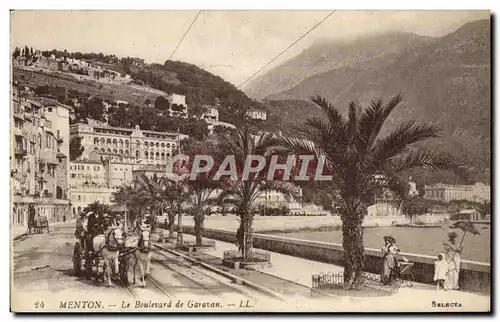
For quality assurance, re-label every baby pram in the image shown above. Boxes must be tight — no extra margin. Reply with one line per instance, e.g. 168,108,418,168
389,258,415,287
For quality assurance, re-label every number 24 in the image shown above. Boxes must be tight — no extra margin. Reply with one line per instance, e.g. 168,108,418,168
34,301,44,308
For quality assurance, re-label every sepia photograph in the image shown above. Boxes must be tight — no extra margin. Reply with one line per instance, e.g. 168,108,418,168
9,9,491,313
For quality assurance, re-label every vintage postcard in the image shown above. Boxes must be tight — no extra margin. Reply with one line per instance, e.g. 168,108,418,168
10,10,491,313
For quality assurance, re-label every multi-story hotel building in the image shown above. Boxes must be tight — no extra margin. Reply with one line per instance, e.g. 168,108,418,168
70,123,188,166
11,85,72,226
424,182,491,203
68,123,188,216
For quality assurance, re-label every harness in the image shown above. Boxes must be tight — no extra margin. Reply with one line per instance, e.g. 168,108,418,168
138,233,151,253
104,229,121,252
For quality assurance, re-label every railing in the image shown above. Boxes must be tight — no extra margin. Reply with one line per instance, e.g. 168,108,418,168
312,272,344,288
223,249,271,262
181,240,216,247
312,271,399,295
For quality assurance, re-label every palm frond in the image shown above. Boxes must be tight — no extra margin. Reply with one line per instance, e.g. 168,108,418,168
359,94,404,152
369,120,442,169
389,149,459,173
310,94,347,135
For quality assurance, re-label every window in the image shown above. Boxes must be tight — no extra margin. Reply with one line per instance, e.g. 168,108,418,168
78,195,81,201
71,173,76,178
136,150,140,157
48,107,53,112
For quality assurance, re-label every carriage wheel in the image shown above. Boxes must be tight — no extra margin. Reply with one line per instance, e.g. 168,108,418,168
405,274,415,287
84,254,93,279
390,277,402,289
73,243,82,276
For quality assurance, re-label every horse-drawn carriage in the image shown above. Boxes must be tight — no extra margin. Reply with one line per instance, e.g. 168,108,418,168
28,215,49,234
73,212,152,287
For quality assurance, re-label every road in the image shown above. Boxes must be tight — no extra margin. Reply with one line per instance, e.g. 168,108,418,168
11,222,279,312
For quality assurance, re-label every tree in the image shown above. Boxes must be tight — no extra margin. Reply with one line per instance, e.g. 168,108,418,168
69,136,85,161
83,201,110,217
112,183,150,227
182,141,221,245
216,128,301,260
267,94,457,288
158,178,191,239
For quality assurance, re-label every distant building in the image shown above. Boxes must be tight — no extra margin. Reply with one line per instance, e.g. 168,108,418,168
132,164,167,183
69,188,116,217
201,105,219,122
424,182,490,203
166,93,188,118
167,93,186,106
246,109,267,121
456,209,481,221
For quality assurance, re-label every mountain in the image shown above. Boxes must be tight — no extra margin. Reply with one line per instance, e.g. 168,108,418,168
263,19,490,183
243,32,434,99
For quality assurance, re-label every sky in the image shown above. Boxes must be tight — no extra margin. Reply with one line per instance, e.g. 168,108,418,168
10,10,489,87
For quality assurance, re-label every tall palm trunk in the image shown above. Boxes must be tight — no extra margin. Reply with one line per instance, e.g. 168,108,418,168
167,210,176,238
241,213,254,260
194,208,205,246
340,201,366,288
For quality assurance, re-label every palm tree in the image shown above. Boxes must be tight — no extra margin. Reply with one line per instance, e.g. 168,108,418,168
185,180,220,246
112,183,149,228
137,174,164,231
217,128,301,260
83,201,110,216
266,94,458,287
158,177,191,239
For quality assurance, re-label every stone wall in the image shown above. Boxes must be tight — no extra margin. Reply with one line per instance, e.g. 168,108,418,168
181,226,490,294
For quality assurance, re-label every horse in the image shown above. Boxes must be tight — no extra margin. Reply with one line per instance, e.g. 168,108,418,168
92,227,125,286
123,226,152,288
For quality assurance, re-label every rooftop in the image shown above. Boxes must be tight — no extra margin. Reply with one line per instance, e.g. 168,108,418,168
71,122,187,137
27,96,74,111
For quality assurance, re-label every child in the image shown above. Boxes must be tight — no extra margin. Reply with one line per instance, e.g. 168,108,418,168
434,253,448,291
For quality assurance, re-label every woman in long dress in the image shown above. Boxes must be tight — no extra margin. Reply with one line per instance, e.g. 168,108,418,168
443,231,462,290
381,236,400,285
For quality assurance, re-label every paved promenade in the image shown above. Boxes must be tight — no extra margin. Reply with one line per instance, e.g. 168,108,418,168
181,233,490,312
11,219,75,239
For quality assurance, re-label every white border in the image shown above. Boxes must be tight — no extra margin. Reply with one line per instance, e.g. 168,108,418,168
1,1,498,321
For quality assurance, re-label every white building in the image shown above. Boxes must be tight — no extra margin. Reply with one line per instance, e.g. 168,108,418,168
167,93,186,106
246,109,267,121
165,93,188,118
70,123,188,166
424,182,491,203
201,105,219,122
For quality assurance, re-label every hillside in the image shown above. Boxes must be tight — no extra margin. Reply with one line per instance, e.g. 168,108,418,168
243,32,434,99
263,19,491,183
13,57,263,126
